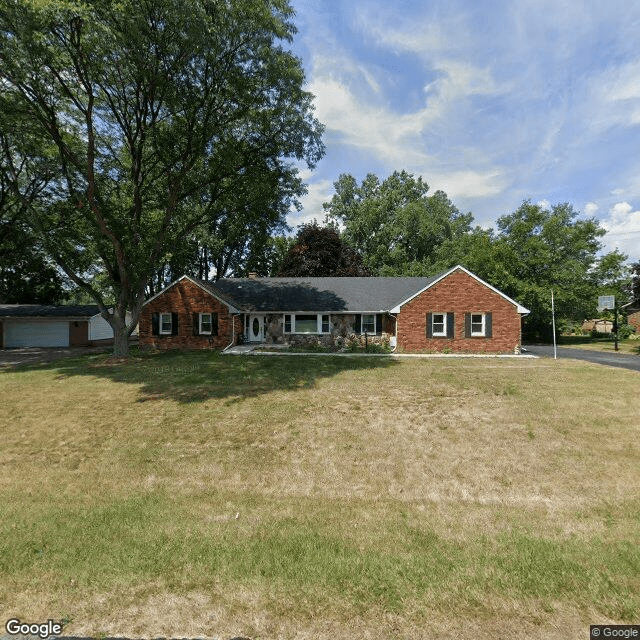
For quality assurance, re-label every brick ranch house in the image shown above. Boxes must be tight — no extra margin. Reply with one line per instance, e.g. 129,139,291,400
622,300,640,332
139,265,530,353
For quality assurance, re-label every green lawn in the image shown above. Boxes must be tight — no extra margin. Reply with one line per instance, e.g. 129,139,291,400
558,335,640,354
1,349,639,639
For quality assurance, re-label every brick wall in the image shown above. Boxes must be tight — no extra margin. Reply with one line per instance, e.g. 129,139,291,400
139,279,239,350
397,269,523,353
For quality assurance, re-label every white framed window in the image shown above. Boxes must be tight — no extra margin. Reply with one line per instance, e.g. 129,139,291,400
470,313,485,336
362,314,375,333
283,313,331,334
355,313,382,334
160,312,172,335
466,312,491,338
200,313,212,335
295,314,317,333
432,313,447,337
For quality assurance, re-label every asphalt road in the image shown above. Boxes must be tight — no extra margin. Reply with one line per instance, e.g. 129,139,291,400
523,344,640,373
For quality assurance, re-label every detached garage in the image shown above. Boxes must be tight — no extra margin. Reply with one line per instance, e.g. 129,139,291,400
0,305,99,348
89,310,138,344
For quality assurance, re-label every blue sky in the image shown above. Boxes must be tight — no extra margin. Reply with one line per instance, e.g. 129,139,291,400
286,0,640,259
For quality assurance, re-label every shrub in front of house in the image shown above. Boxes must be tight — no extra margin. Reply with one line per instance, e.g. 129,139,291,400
617,323,636,340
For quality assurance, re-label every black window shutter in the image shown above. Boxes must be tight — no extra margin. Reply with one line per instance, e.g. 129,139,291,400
212,312,218,336
486,312,493,338
193,313,199,336
171,312,179,335
426,313,432,338
447,312,455,338
464,313,471,338
354,314,361,334
376,314,383,335
152,312,159,336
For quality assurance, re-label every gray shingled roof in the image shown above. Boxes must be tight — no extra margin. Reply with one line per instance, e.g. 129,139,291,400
200,275,445,312
0,304,100,318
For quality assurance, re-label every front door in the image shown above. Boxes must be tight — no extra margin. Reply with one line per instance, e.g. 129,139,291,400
248,315,264,342
69,320,89,346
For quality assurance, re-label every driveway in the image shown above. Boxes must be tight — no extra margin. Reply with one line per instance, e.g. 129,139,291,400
0,345,113,368
523,344,640,373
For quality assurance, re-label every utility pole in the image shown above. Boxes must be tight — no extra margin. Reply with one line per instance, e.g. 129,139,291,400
551,290,557,359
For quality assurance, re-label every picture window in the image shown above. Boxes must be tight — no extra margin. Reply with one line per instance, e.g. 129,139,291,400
282,313,331,334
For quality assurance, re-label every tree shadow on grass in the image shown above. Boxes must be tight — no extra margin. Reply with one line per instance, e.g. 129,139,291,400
3,348,398,404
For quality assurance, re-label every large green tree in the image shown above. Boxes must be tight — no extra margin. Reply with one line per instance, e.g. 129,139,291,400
0,222,68,304
629,261,640,303
277,222,370,276
0,0,324,356
0,93,68,303
486,201,622,339
323,171,473,275
591,249,632,307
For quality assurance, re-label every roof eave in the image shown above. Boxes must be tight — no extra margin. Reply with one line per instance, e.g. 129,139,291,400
1,315,95,320
393,265,530,314
142,275,242,313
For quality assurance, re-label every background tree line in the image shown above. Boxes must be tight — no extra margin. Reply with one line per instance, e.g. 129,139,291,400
280,171,635,340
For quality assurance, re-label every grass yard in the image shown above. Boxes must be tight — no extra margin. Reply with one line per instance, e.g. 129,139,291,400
1,350,639,639
558,335,640,354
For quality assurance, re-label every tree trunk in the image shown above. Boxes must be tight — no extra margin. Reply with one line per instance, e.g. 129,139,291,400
111,317,130,358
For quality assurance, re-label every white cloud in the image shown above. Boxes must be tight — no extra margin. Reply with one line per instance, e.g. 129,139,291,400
309,75,434,166
601,202,640,257
587,60,640,130
308,63,507,198
354,5,465,59
287,179,334,230
584,202,599,216
430,170,506,200
607,62,640,102
312,52,382,95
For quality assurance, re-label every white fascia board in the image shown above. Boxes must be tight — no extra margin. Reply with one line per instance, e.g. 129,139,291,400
256,310,386,314
142,275,241,313
390,265,530,315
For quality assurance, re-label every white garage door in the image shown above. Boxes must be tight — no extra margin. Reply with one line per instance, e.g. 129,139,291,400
4,321,70,347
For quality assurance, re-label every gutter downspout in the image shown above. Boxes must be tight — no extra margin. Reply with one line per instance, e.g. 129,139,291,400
223,313,237,352
391,313,398,352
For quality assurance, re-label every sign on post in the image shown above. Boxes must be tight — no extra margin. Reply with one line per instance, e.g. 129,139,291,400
597,295,615,312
